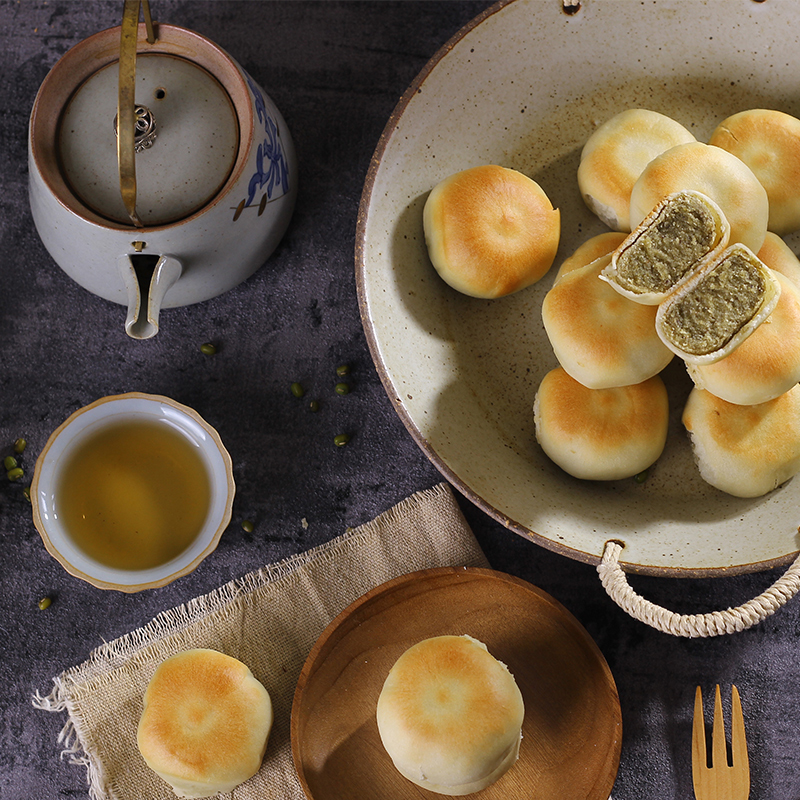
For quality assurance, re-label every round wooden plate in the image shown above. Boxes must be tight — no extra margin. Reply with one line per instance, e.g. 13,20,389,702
291,567,621,799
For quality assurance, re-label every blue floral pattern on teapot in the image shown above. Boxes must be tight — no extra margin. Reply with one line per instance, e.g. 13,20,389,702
239,73,291,215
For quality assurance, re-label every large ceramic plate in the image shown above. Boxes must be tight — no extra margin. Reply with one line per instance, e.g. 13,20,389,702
356,0,800,576
291,567,621,800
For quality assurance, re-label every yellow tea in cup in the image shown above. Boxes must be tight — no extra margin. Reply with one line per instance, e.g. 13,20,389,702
56,418,211,571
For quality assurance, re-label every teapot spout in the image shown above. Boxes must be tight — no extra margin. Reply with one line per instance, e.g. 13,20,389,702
118,254,182,339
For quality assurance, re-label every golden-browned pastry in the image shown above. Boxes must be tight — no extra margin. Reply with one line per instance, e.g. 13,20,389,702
376,635,524,796
708,109,800,235
533,367,669,481
553,230,627,284
629,141,769,253
757,231,800,288
686,272,800,405
542,253,673,389
137,649,273,798
423,165,561,298
578,108,696,231
655,243,781,365
683,385,800,497
600,190,730,305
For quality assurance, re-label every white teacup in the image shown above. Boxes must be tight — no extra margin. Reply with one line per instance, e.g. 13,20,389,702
31,393,235,592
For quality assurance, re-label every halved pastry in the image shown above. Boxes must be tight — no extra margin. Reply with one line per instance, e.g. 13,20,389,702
629,141,769,253
542,253,673,389
686,272,800,405
600,190,729,305
376,635,524,796
655,243,781,365
534,367,669,481
423,164,561,298
709,109,800,235
683,385,800,497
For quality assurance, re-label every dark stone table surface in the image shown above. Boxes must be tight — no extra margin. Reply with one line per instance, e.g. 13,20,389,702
2,2,799,798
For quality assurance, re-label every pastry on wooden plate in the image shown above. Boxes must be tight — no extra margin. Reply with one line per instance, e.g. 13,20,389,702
600,190,729,305
709,109,800,235
376,634,524,796
578,108,696,231
423,165,560,298
683,385,800,497
534,367,669,481
137,649,273,798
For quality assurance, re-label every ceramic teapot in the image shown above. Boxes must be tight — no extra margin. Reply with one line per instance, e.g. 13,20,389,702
28,1,297,338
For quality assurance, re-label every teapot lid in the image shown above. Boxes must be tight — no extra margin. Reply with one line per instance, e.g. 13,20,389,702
58,52,239,227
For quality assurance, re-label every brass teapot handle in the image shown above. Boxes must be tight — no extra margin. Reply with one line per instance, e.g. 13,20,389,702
118,0,156,227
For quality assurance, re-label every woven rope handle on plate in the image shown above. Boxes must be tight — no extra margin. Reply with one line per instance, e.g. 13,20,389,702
597,540,800,637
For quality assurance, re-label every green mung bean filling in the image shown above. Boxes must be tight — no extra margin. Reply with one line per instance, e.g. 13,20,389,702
616,195,717,294
661,252,766,355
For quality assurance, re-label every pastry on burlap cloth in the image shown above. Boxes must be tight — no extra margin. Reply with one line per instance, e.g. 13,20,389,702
33,482,489,800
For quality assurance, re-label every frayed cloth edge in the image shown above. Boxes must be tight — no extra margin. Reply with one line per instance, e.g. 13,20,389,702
30,482,463,799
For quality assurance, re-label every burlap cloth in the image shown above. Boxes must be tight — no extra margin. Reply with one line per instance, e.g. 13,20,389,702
33,482,490,800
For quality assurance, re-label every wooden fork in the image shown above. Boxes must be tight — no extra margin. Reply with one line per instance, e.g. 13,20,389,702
692,685,750,800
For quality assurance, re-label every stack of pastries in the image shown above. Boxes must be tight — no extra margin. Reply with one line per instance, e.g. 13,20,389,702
535,108,800,497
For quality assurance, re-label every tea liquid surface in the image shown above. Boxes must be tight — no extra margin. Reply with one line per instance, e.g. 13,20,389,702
57,418,211,570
